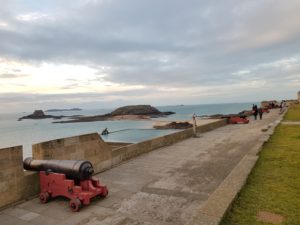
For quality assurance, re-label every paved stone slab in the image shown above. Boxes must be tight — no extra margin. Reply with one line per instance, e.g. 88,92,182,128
58,212,92,225
0,213,30,225
30,215,60,225
19,212,39,221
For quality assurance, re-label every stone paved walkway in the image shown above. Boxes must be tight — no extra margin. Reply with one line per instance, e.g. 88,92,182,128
0,109,281,225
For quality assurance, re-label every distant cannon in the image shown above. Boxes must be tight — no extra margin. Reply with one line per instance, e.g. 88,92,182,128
23,158,94,180
23,158,108,212
228,116,250,124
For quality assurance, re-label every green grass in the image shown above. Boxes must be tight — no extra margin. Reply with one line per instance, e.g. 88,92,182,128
221,124,300,225
284,104,300,121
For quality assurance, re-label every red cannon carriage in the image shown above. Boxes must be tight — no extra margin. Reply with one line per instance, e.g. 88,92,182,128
262,108,270,113
228,116,249,124
23,158,108,212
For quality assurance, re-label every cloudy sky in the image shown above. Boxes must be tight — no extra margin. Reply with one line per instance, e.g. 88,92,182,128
0,0,300,112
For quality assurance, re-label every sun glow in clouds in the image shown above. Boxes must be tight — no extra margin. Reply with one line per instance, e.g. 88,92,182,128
0,58,147,96
16,12,54,22
0,21,8,27
0,58,146,94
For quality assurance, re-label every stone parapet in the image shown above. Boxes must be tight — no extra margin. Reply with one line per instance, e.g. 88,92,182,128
32,133,112,173
0,146,39,209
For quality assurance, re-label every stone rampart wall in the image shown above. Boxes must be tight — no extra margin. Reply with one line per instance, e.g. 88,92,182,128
0,146,39,209
32,133,112,173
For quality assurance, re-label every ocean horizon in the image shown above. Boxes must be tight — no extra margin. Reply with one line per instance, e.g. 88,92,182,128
0,102,258,158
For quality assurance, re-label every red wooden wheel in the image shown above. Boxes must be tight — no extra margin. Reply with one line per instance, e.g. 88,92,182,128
39,192,50,203
99,188,108,198
69,198,82,212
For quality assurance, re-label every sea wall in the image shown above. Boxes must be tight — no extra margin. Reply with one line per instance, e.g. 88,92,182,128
0,119,226,209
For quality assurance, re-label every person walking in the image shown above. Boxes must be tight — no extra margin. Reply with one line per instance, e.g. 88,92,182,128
253,104,258,120
258,107,263,120
280,100,287,114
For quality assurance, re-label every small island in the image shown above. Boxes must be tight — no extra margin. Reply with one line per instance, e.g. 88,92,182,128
18,110,67,121
54,105,175,123
45,108,82,112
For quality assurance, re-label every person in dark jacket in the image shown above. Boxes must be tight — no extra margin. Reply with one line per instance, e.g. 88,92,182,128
258,107,263,120
252,104,258,120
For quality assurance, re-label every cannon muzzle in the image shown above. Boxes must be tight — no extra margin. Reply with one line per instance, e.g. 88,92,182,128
23,158,94,180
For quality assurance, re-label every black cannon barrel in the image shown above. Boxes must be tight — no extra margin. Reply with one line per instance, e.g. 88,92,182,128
23,158,94,180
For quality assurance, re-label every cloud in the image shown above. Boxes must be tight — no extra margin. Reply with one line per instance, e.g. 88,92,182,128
0,73,29,79
0,0,299,112
16,12,54,22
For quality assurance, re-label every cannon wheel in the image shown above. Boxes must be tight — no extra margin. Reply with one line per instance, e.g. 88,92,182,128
39,192,50,203
69,198,82,212
99,188,109,198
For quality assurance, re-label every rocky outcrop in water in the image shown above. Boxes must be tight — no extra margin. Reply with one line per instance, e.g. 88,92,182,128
110,105,174,116
154,122,193,129
54,105,175,123
18,110,66,121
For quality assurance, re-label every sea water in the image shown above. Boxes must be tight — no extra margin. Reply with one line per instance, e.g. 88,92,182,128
0,102,256,158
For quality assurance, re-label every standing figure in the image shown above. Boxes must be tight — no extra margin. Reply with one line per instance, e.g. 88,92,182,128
280,101,283,109
192,113,197,137
280,100,286,114
258,107,263,120
252,104,258,120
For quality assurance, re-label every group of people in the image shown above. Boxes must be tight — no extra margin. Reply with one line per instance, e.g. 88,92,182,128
252,104,264,120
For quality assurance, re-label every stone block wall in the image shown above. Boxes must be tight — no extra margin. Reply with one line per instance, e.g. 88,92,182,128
106,142,132,150
0,146,39,209
32,133,112,173
196,119,227,133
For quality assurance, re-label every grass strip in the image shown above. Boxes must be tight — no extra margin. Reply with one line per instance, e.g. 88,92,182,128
221,124,300,225
284,104,300,121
